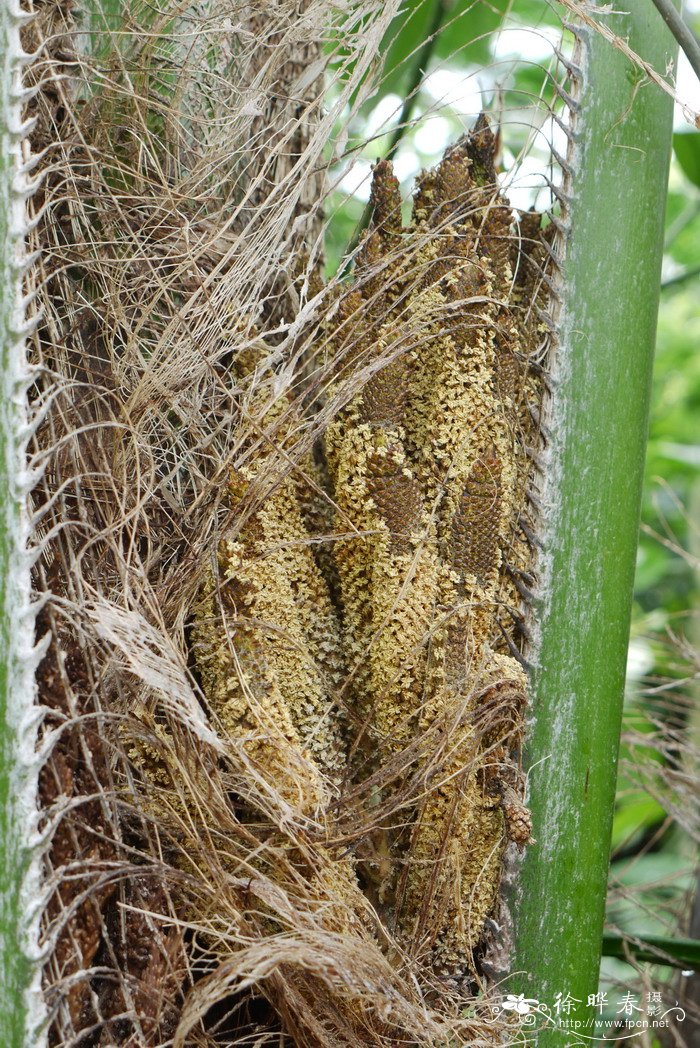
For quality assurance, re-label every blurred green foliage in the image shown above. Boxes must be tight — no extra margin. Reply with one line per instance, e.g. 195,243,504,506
673,131,700,187
376,0,508,98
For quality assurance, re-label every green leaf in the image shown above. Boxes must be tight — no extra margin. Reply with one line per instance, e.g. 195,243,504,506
611,793,666,852
602,933,700,970
673,131,700,187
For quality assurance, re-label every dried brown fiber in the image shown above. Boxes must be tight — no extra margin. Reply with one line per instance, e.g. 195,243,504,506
27,1,551,1042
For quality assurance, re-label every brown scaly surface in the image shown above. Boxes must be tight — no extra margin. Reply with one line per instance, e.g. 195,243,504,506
194,116,549,985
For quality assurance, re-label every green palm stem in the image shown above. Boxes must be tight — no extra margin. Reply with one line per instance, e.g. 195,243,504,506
510,3,677,1040
0,0,43,1045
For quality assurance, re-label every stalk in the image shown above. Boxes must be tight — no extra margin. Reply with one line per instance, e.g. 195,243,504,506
510,3,677,1039
601,933,700,970
0,1,43,1045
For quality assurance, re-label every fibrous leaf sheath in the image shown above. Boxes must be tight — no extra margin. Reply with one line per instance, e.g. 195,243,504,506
30,0,552,1031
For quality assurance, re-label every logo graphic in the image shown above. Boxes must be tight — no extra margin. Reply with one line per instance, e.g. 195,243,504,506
492,988,686,1042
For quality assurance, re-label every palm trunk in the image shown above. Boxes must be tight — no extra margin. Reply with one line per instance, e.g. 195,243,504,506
511,3,677,1038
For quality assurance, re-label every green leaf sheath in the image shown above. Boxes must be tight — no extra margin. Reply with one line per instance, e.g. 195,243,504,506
510,4,677,1041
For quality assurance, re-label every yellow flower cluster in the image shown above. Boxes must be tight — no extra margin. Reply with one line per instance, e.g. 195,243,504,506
193,116,549,979
193,387,347,816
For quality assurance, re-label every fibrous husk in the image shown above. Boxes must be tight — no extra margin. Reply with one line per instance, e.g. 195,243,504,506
28,0,552,1042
